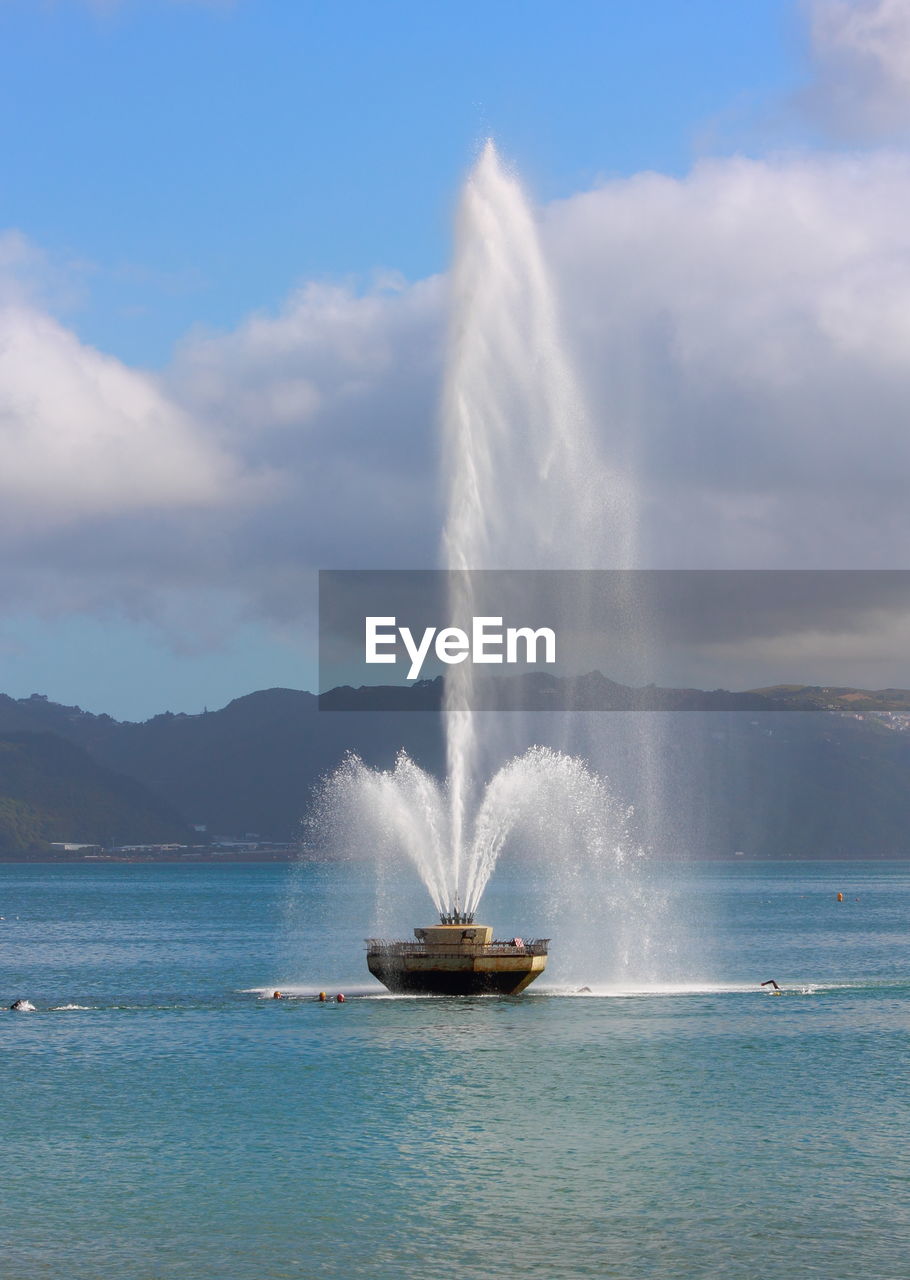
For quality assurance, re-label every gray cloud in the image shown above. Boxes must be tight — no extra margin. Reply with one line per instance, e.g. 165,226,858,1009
804,0,910,139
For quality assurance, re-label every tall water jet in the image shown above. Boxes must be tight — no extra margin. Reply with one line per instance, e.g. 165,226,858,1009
442,141,632,573
315,141,653,991
439,141,634,916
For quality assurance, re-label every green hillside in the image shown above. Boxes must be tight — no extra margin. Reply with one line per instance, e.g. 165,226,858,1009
0,689,444,841
0,732,192,855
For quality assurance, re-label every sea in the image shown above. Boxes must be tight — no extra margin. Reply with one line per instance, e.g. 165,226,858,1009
1,858,908,1280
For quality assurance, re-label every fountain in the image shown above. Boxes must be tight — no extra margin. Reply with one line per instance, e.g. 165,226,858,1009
319,742,634,993
317,141,643,994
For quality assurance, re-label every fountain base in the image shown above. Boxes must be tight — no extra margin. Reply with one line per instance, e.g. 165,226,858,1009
366,925,548,996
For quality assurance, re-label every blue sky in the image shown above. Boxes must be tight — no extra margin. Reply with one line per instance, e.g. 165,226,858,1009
3,0,910,719
1,0,802,365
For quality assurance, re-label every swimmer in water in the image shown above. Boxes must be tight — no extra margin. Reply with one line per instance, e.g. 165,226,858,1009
9,998,33,1010
760,979,783,995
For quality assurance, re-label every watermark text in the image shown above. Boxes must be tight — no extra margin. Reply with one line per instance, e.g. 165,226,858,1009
365,616,557,680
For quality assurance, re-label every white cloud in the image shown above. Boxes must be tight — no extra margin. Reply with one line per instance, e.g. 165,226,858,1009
5,147,910,638
806,0,910,137
0,257,447,630
164,149,910,582
0,301,256,536
168,275,446,573
545,150,910,568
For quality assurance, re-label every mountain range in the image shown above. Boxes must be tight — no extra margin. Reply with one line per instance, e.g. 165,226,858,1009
1,678,909,858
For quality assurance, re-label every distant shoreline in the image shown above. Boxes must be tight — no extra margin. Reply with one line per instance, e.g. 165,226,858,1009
2,853,909,866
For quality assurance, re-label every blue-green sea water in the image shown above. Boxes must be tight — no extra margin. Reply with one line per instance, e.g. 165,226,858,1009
2,859,909,1280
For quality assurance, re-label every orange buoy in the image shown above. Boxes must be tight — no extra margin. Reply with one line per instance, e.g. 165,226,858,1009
272,990,282,999
836,892,844,902
318,991,327,1002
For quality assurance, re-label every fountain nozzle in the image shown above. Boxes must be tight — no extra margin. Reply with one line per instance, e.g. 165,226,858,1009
439,910,475,925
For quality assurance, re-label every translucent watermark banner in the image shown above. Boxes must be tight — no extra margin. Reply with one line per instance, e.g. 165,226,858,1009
318,569,910,711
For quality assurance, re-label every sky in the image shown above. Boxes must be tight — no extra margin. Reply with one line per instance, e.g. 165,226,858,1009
2,0,910,718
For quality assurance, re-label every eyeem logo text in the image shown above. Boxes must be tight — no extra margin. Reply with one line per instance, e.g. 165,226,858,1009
365,617,557,681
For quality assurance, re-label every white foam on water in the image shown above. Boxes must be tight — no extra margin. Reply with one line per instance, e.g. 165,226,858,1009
246,978,873,1002
242,984,387,999
539,980,866,999
539,981,755,998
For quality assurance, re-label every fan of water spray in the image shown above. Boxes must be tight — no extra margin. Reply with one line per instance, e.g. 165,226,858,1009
316,745,634,919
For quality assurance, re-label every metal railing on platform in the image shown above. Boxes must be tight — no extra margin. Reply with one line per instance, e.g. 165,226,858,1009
365,939,550,956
